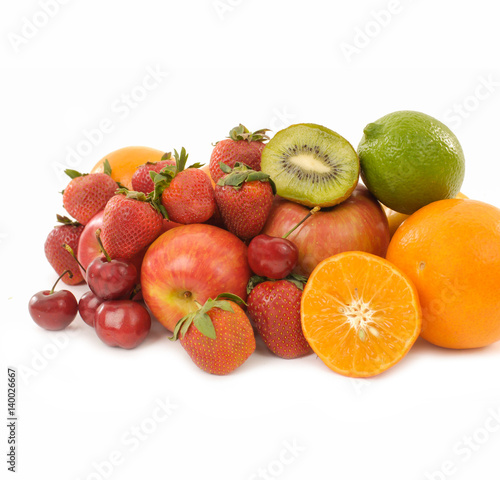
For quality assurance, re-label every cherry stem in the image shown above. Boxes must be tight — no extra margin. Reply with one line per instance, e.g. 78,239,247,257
129,284,142,300
95,229,112,262
283,206,321,239
50,270,73,294
63,244,86,273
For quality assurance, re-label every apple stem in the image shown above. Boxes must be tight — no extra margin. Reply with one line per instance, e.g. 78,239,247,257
50,270,73,294
63,244,87,273
283,206,321,239
95,229,112,262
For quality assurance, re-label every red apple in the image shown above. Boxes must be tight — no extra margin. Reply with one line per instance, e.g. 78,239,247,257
78,210,146,284
141,224,251,332
261,185,390,276
77,210,104,279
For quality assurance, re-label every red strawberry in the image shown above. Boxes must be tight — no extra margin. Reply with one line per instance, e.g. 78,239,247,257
203,201,225,229
214,163,275,241
246,275,311,359
100,190,163,260
154,148,215,224
131,153,176,194
210,124,269,183
62,161,117,225
44,215,85,285
171,295,255,375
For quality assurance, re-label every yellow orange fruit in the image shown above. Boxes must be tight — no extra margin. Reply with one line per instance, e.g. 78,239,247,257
301,251,421,377
386,199,500,349
91,146,165,189
384,192,469,237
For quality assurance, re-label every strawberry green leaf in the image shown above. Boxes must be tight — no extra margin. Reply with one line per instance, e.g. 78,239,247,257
197,298,227,316
157,165,176,178
246,171,271,182
208,300,234,313
148,199,169,219
232,162,252,170
221,172,248,188
286,273,308,291
252,128,271,141
219,162,232,174
161,151,172,161
173,147,189,174
169,312,194,341
169,317,184,341
64,169,86,179
103,159,112,176
228,124,270,143
148,171,172,219
217,162,275,192
268,177,277,195
214,292,247,306
193,313,216,339
246,273,308,294
180,315,194,338
150,172,168,185
158,203,169,218
55,214,81,227
228,124,250,141
188,162,205,169
246,275,269,294
116,188,148,201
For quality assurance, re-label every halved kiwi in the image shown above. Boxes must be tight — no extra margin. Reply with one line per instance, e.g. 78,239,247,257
261,123,360,207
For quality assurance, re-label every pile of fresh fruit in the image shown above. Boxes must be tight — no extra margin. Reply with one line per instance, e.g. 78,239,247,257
29,113,500,377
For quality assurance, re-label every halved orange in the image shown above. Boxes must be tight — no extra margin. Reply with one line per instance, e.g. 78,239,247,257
301,251,422,377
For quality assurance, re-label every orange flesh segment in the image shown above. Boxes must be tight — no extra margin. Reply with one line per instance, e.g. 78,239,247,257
301,252,421,377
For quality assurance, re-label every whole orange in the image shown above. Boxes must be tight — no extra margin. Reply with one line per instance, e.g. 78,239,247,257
91,146,165,189
386,199,500,349
383,192,469,238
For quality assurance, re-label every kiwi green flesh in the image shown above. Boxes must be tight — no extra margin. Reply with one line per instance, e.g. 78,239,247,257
261,123,360,207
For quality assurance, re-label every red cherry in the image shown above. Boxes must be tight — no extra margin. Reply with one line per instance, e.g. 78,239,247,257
78,291,104,327
95,300,151,349
248,206,320,279
28,270,78,330
87,256,137,300
86,229,137,300
248,235,298,279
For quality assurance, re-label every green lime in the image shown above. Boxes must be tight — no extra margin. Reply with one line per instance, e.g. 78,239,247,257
357,111,465,215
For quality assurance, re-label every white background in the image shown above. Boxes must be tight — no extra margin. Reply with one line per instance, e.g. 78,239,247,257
2,1,500,479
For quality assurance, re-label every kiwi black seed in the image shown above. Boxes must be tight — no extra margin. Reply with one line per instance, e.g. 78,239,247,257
261,123,360,207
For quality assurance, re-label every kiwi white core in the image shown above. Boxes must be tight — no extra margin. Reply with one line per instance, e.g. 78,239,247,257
289,154,331,173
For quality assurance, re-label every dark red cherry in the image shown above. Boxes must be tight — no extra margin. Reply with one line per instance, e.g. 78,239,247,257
95,300,151,349
248,235,298,279
247,206,320,279
86,229,137,300
78,291,104,327
28,270,78,330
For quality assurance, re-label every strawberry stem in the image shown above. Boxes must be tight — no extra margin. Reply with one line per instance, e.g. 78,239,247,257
50,270,73,294
228,124,270,143
283,206,321,239
95,229,112,262
63,244,86,273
